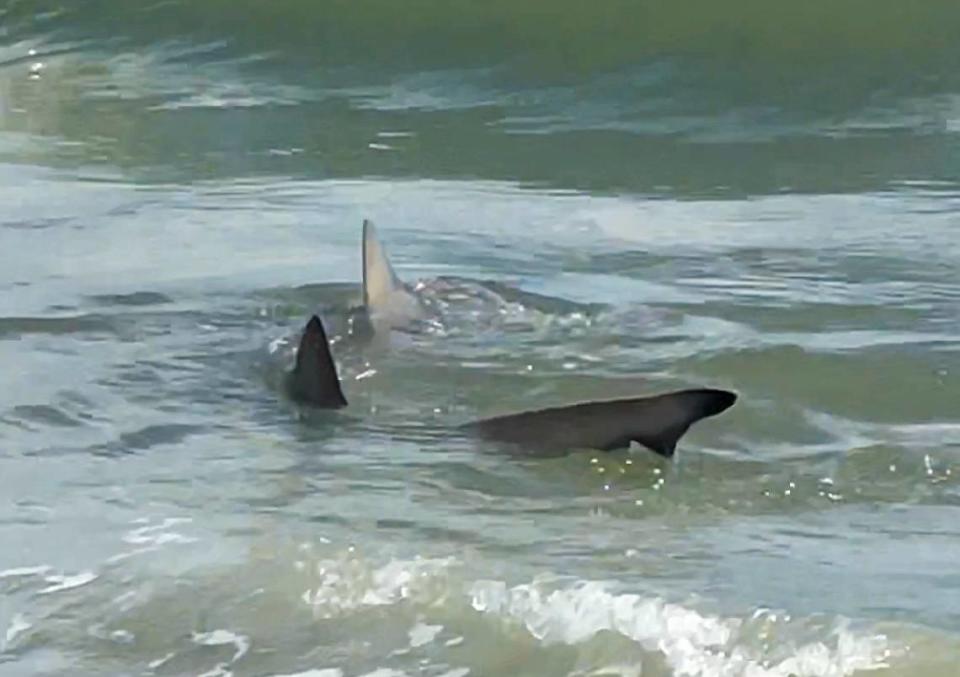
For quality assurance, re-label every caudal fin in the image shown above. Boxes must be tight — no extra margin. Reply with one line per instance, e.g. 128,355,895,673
287,315,348,408
362,219,404,311
360,219,427,329
633,388,737,457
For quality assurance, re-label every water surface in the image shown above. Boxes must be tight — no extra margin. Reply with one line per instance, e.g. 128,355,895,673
2,3,960,675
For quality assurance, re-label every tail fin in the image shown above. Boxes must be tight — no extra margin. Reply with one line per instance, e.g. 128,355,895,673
633,389,737,457
360,219,428,329
362,219,404,311
287,315,348,408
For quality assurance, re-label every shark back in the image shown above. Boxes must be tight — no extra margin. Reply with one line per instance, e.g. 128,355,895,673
462,388,737,458
285,315,348,408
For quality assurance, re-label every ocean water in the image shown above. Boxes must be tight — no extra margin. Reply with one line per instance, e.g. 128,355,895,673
2,2,960,675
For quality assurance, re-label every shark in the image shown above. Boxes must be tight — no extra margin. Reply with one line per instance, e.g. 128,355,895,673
352,219,580,338
284,313,737,459
358,219,429,333
283,315,348,408
303,218,630,358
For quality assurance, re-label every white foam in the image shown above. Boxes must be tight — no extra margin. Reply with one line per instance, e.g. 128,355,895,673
293,554,889,676
303,556,455,617
576,666,641,677
147,652,176,669
106,517,198,563
408,621,443,648
123,517,195,545
192,629,250,663
0,565,52,579
267,671,342,677
105,545,164,564
469,580,890,677
191,629,251,677
109,629,135,644
4,613,31,646
38,571,97,594
268,336,290,355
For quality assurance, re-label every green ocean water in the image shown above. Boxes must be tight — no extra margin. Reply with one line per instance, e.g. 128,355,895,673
1,2,960,675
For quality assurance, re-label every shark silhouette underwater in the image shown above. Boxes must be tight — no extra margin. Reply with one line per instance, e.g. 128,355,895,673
285,313,737,459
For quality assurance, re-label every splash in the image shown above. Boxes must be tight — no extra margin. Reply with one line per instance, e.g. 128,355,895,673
302,555,457,618
293,553,893,676
470,579,891,677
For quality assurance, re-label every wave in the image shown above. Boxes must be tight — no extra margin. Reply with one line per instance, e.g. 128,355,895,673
298,554,895,676
3,2,960,192
7,0,960,78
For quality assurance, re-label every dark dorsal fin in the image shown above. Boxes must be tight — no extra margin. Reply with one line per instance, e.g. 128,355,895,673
288,315,348,408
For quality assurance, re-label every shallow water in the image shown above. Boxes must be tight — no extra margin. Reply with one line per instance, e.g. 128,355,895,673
2,3,960,676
